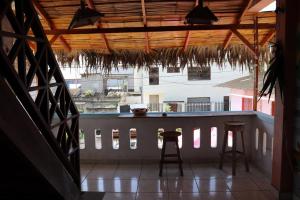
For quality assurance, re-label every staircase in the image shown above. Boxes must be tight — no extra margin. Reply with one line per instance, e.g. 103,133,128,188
0,0,102,199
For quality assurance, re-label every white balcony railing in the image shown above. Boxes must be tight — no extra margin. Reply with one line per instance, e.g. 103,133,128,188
79,111,274,176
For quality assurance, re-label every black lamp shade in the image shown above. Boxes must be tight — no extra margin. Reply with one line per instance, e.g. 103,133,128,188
68,2,104,30
185,5,218,25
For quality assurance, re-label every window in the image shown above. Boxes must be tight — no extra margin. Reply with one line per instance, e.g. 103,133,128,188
129,128,137,149
167,67,180,73
79,129,85,149
211,127,218,148
164,101,183,112
227,131,233,147
263,132,267,155
112,129,120,149
242,98,253,111
149,95,160,111
157,128,164,149
193,128,201,148
223,96,230,111
149,67,159,85
187,97,211,112
255,128,259,150
176,128,183,149
95,129,102,149
188,67,210,80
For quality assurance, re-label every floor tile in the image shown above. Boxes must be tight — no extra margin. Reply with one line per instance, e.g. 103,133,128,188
192,167,227,179
196,179,229,192
87,170,116,179
80,164,95,182
226,178,260,191
168,192,201,200
167,164,194,179
137,179,168,192
136,192,168,200
86,164,117,179
232,191,278,200
103,192,136,200
82,178,138,192
250,177,275,191
168,179,199,193
140,169,165,179
199,192,235,200
80,162,276,200
114,164,141,179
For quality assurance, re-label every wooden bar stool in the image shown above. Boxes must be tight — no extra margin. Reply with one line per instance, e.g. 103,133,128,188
219,121,249,175
159,131,183,177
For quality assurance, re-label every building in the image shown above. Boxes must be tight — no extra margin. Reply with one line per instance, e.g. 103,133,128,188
139,64,249,112
63,68,142,112
217,75,275,116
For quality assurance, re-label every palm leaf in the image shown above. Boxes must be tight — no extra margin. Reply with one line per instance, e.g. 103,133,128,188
259,43,284,102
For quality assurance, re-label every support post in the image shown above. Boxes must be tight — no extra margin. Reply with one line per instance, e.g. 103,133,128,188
271,0,297,199
253,16,259,111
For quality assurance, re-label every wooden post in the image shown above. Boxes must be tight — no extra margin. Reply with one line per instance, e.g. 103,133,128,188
271,0,298,198
253,16,259,111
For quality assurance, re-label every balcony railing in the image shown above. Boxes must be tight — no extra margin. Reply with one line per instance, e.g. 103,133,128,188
79,111,274,177
147,102,230,112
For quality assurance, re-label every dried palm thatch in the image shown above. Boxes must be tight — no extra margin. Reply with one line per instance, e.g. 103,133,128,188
56,45,271,73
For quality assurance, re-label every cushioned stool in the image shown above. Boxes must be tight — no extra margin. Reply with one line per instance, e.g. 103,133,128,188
219,121,249,175
159,131,183,176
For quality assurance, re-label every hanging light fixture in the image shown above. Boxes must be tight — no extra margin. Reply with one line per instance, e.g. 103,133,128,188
68,0,104,30
185,0,218,25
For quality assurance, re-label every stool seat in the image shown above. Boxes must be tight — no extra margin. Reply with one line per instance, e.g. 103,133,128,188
159,131,183,177
159,131,181,137
219,121,249,175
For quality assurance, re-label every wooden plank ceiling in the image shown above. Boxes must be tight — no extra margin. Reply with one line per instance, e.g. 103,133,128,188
35,0,276,53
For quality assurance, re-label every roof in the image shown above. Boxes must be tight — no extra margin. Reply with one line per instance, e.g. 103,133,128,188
215,75,263,90
33,0,276,53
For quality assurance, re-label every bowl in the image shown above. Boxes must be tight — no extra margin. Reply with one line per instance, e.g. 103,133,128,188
131,108,148,116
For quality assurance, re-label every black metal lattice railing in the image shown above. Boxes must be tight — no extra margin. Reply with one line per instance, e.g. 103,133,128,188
0,0,80,187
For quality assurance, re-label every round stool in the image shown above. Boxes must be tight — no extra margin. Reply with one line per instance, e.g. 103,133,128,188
159,131,183,177
219,121,249,175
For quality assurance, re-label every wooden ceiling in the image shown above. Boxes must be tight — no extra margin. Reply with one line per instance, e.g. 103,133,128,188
33,0,276,53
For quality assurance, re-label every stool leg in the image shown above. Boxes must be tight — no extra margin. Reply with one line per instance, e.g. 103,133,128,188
175,139,183,176
159,139,166,176
219,130,229,169
232,131,237,176
241,131,249,172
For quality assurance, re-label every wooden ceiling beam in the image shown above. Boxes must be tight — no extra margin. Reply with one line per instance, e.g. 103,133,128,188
49,34,60,44
182,0,198,52
86,0,112,53
231,28,256,57
28,41,36,51
44,23,275,35
260,29,275,46
58,36,71,52
223,0,254,49
31,0,71,52
182,31,191,52
141,0,150,53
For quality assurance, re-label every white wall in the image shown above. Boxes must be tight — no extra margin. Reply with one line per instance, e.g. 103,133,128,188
134,68,144,93
140,63,249,104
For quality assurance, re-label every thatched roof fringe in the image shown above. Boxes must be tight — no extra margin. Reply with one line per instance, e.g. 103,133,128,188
56,45,271,73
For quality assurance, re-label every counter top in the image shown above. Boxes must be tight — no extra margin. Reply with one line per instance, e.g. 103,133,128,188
118,111,256,118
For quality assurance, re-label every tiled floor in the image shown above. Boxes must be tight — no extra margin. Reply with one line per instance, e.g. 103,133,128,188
80,162,278,200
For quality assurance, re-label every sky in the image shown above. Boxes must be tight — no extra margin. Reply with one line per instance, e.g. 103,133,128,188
260,1,276,12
